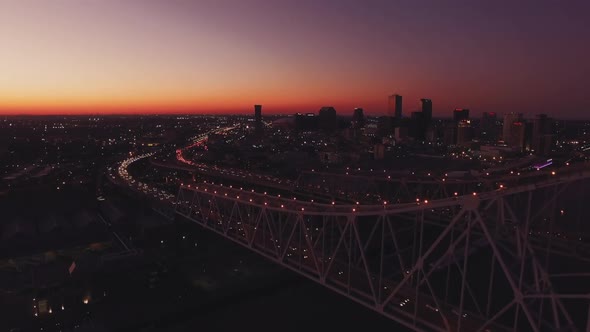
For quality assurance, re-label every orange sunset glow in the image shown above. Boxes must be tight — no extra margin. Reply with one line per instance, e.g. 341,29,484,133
1,0,589,116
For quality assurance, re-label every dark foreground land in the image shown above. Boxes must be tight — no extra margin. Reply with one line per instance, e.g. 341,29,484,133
0,186,404,332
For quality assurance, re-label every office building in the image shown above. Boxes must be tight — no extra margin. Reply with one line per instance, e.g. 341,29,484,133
421,99,433,123
453,109,470,122
410,111,426,140
254,105,262,123
532,114,554,155
502,113,522,143
352,108,365,129
480,112,498,142
388,94,402,119
318,106,338,132
509,121,526,152
456,120,473,146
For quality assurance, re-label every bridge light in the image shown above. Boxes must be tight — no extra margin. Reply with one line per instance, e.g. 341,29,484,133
551,171,556,176
301,208,305,211
352,208,356,212
472,192,477,196
424,200,428,204
383,201,387,205
281,205,284,208
332,201,335,205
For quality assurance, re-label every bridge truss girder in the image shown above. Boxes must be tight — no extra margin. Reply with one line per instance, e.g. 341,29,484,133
175,172,590,332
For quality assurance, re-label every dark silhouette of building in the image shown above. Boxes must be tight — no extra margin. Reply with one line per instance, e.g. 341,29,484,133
480,112,498,142
254,104,263,135
453,109,470,122
443,123,457,145
388,94,402,119
318,107,337,132
352,108,365,128
503,112,522,143
410,111,426,140
421,99,432,123
532,114,554,155
456,120,473,146
254,105,262,123
508,121,526,152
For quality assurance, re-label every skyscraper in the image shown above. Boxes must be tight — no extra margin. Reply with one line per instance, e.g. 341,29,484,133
420,99,432,123
453,109,470,122
502,112,522,143
532,114,554,155
509,121,526,152
254,104,262,123
388,94,402,119
456,120,473,146
318,106,338,132
480,112,498,142
352,108,365,129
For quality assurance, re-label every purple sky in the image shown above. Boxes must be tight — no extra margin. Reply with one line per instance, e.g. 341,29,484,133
1,0,589,117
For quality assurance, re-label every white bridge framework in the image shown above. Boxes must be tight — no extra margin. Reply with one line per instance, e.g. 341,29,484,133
174,166,590,332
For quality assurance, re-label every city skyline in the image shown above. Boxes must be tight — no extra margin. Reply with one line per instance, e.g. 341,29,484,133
1,0,589,117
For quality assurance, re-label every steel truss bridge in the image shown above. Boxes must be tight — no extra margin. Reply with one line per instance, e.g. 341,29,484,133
294,166,586,204
174,166,590,332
